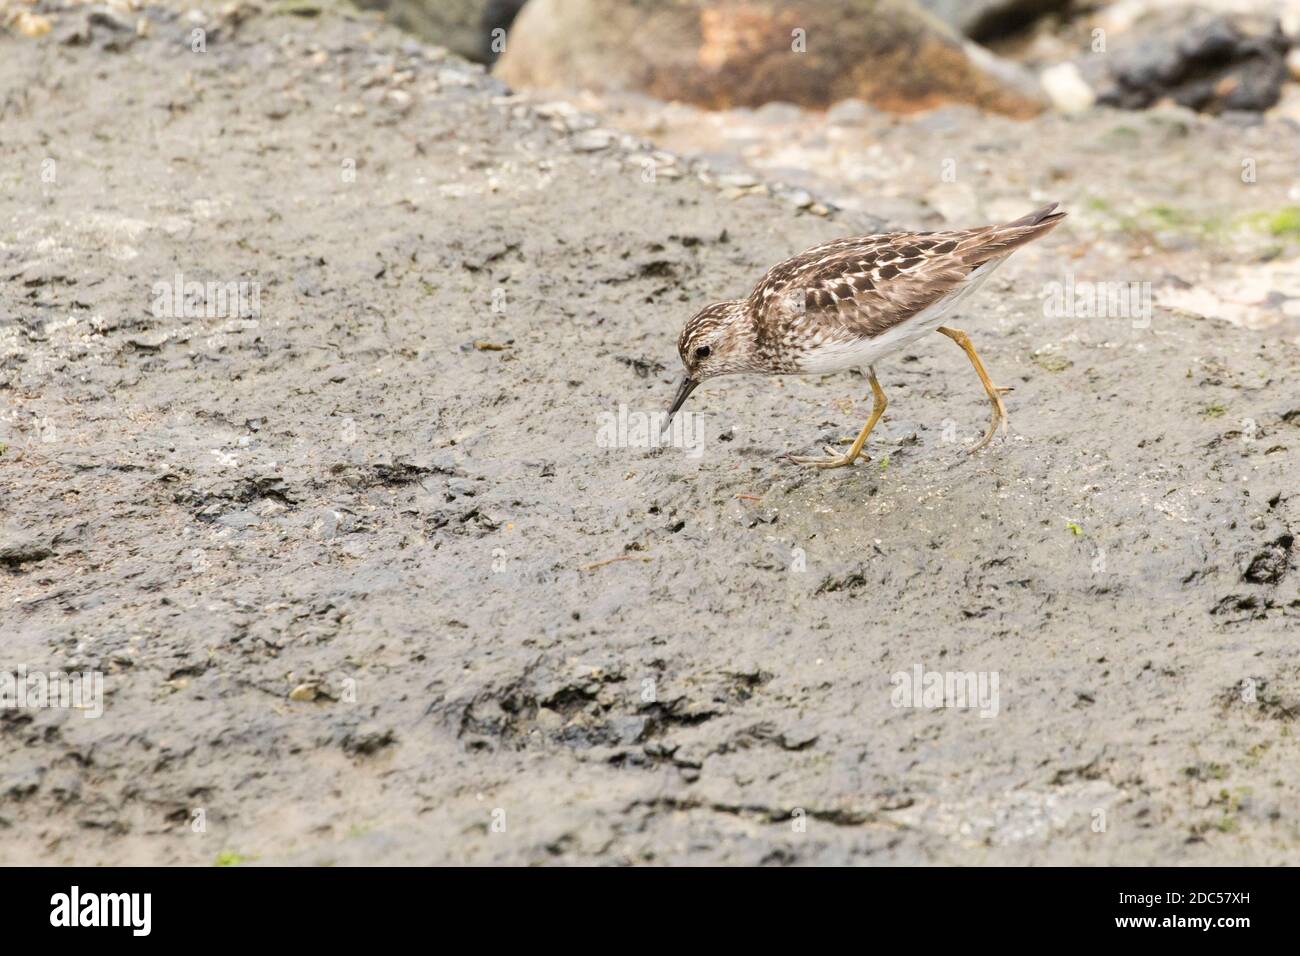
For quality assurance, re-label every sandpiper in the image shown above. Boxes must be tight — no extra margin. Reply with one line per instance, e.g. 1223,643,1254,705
665,203,1066,468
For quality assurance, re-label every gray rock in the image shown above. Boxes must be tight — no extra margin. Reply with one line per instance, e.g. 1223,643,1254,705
127,331,171,350
916,0,1071,42
215,510,262,530
1178,17,1240,62
782,188,815,209
1113,39,1185,92
313,508,357,539
570,129,615,152
610,715,648,745
716,172,760,189
825,98,879,126
349,0,526,63
0,530,54,568
1099,14,1290,115
753,102,804,125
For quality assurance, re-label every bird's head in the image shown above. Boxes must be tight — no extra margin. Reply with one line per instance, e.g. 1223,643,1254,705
665,300,754,422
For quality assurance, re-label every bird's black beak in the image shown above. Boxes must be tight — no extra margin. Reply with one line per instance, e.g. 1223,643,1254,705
663,375,698,433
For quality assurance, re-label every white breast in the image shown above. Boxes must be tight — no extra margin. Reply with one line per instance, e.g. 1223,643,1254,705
793,255,1008,375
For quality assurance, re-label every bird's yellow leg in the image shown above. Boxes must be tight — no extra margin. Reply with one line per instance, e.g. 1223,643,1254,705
788,367,888,469
937,326,1011,453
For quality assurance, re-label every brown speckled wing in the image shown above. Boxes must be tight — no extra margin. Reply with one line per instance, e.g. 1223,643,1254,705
748,204,1066,349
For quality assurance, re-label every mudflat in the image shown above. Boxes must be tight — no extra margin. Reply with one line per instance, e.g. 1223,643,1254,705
1,6,1297,864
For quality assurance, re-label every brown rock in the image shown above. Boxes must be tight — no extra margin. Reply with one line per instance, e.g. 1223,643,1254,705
14,12,53,38
494,0,1045,117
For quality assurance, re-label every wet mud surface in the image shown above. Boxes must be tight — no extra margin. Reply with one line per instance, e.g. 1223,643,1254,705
1,7,1298,864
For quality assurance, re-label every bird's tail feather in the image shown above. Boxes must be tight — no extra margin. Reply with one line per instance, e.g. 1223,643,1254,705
1004,202,1065,229
961,202,1067,267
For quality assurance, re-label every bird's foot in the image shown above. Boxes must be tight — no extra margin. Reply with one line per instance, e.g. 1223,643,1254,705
968,405,1010,454
785,446,869,470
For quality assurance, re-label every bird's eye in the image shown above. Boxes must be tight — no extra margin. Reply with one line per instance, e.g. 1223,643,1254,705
695,345,711,359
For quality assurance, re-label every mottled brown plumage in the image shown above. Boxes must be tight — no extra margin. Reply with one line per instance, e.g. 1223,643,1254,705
666,203,1066,468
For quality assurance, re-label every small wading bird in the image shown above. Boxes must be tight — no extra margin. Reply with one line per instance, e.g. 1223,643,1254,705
665,203,1066,468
